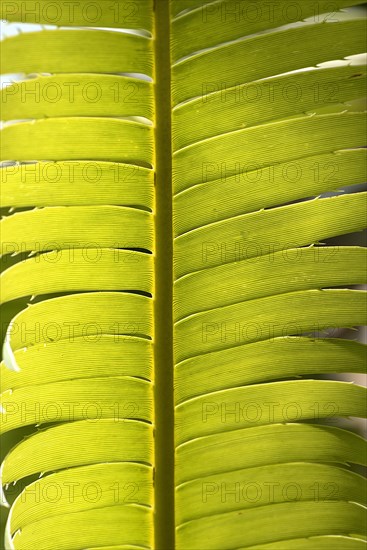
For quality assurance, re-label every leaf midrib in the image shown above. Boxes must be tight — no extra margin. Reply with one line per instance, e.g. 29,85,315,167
152,2,175,549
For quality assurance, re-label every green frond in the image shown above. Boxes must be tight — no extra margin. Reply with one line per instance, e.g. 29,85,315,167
1,0,366,548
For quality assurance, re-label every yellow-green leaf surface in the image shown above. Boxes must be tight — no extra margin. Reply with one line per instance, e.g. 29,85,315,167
175,337,367,403
173,112,366,192
172,65,367,150
174,246,367,319
85,547,147,550
1,161,154,209
176,462,367,523
1,30,153,76
243,536,367,549
8,462,153,532
1,0,366,548
85,547,148,550
172,19,366,104
0,0,153,30
174,193,366,277
1,376,153,432
171,0,213,17
12,505,152,550
171,0,366,60
1,75,154,121
0,336,153,392
171,2,367,546
175,289,366,361
175,423,367,484
81,547,146,550
1,118,154,164
174,149,367,234
1,206,153,254
4,292,153,355
1,419,153,484
0,2,158,549
176,500,366,549
1,248,153,303
175,379,366,443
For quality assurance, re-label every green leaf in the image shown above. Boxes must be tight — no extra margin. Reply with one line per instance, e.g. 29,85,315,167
175,289,366,361
173,112,366,192
1,206,153,254
174,246,367,319
174,193,366,276
1,247,154,303
174,149,367,234
172,19,366,104
1,30,153,76
243,536,367,549
1,0,366,548
1,376,153,433
12,505,152,550
171,0,366,61
1,118,154,164
176,462,367,523
8,462,152,532
0,161,154,209
172,65,366,150
1,419,153,485
4,292,153,356
176,500,366,549
1,75,154,121
175,423,367,484
175,337,367,403
0,336,152,392
175,379,367,443
0,0,153,30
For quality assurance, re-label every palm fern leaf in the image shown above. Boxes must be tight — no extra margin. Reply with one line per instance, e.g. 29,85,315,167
0,0,366,548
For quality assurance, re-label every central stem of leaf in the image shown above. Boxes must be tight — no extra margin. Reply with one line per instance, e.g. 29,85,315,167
153,1,175,548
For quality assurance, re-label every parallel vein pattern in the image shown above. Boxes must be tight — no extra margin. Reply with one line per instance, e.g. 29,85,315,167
171,1,367,548
0,2,156,548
